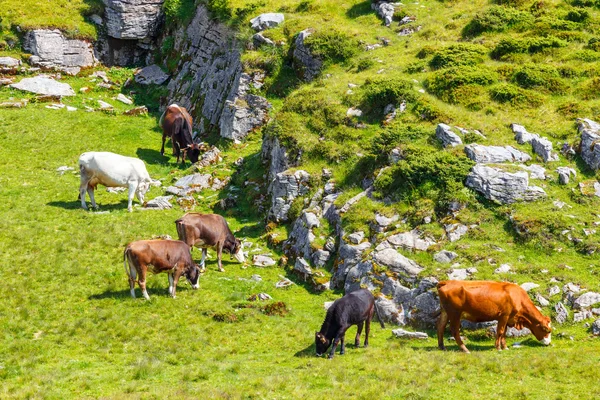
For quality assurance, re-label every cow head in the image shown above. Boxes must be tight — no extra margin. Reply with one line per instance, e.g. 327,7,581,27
136,181,151,203
531,316,552,345
185,264,200,290
315,332,331,356
185,144,200,164
231,239,245,263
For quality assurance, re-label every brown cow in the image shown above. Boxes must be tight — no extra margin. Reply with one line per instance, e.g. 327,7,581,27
437,280,552,353
123,239,200,299
159,104,200,164
175,213,245,273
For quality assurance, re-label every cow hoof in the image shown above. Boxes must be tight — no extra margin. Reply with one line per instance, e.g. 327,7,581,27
354,342,360,348
219,269,225,273
327,355,334,360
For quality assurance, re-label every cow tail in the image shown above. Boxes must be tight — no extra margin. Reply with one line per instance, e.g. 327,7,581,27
374,301,385,329
158,108,166,128
123,247,131,278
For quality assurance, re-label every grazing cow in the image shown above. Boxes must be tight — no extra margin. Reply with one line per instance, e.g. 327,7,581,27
175,213,245,272
315,289,385,359
159,104,200,164
123,240,200,300
437,280,552,353
79,152,152,212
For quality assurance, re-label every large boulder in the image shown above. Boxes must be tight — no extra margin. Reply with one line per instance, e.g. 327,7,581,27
23,29,96,70
250,13,284,31
10,76,75,97
103,0,164,40
574,292,600,309
465,164,547,204
531,136,558,162
373,248,424,281
436,124,462,148
372,2,395,26
292,29,323,82
134,65,169,85
385,229,436,251
330,241,372,289
0,56,21,68
578,119,600,171
464,144,531,164
511,123,536,144
268,169,310,222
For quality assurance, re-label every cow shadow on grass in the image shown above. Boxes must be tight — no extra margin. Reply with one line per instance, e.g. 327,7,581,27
47,199,133,212
136,147,169,165
89,285,194,300
294,343,317,358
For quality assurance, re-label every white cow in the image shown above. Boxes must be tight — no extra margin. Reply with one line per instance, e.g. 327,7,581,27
79,152,152,212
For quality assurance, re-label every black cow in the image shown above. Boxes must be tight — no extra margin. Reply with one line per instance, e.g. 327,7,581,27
315,289,385,359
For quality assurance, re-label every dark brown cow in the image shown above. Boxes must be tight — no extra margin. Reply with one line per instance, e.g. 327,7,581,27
159,104,200,164
175,213,245,273
123,239,200,299
437,280,552,353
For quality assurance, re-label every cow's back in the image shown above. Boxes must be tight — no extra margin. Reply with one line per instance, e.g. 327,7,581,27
331,289,374,324
128,239,192,265
79,152,150,185
438,280,517,319
176,213,230,247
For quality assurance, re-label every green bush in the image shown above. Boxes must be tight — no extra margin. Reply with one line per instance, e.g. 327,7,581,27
426,66,497,104
429,44,487,69
587,37,600,52
358,77,416,116
565,8,590,22
462,5,533,37
282,88,346,127
489,83,544,107
164,0,197,25
491,36,566,59
512,64,568,94
304,29,359,64
579,77,600,100
206,0,233,22
370,126,431,166
412,98,451,122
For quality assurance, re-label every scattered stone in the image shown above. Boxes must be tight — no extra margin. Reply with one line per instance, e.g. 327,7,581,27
123,106,148,116
66,106,77,112
398,26,422,36
250,13,284,31
574,310,593,322
557,167,576,185
487,325,532,338
294,257,313,276
392,329,428,339
563,282,581,294
574,292,600,309
387,229,436,251
176,195,197,210
248,293,272,301
519,164,546,180
252,33,275,47
10,76,75,97
577,119,600,171
448,268,469,281
579,180,600,197
252,255,276,267
531,136,558,162
195,146,222,168
144,196,173,210
97,100,114,111
511,123,536,144
520,282,540,292
375,213,399,229
536,293,550,307
466,165,547,204
549,285,560,296
56,166,74,175
251,274,262,282
494,264,511,274
115,93,133,105
555,302,569,324
466,267,478,275
346,107,363,117
436,123,462,148
45,103,65,110
464,144,531,164
444,223,468,242
365,43,382,51
0,56,21,67
373,248,423,280
0,100,28,108
134,65,169,85
275,276,294,288
372,1,395,26
347,231,365,245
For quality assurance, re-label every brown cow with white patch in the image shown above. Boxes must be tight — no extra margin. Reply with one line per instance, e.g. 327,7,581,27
124,239,200,299
437,280,552,353
159,104,200,164
175,213,245,273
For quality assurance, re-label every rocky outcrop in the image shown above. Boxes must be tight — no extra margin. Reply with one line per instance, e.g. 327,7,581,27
378,229,436,252
331,241,372,289
372,1,395,26
134,64,169,85
250,13,284,31
284,211,331,267
162,6,243,136
578,119,600,171
292,29,323,82
10,76,75,97
103,0,164,40
261,133,294,183
373,248,424,282
267,169,310,222
531,136,558,162
23,30,96,73
465,165,547,204
511,123,536,144
464,144,531,164
557,167,576,185
220,73,271,142
436,124,462,148
0,57,21,68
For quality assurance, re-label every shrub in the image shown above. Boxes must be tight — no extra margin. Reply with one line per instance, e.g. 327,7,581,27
579,77,600,100
489,83,544,107
512,64,568,94
429,44,487,69
370,125,431,166
426,66,497,103
412,98,451,122
358,77,416,116
355,58,375,72
304,29,359,64
565,8,590,22
164,0,197,24
282,88,346,127
462,5,533,37
491,36,566,59
587,37,600,52
206,0,233,22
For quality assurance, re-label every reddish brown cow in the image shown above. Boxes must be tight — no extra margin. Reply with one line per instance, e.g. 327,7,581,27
124,239,200,300
437,280,552,353
159,104,200,164
175,213,245,273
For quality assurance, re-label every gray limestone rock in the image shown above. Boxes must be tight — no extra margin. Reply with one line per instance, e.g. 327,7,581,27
520,282,539,292
268,170,310,222
444,223,468,242
465,165,547,204
494,264,511,274
555,302,569,324
252,33,275,47
387,229,436,251
557,167,576,185
135,65,169,85
436,124,462,148
531,136,558,162
10,76,75,97
578,118,600,170
292,29,323,82
312,249,331,268
24,29,96,69
573,310,593,322
174,173,211,188
464,144,531,164
252,255,276,267
103,0,164,40
294,257,313,276
487,325,532,338
372,1,395,26
536,293,550,307
592,319,600,335
409,292,440,328
284,211,319,261
448,269,468,280
144,195,173,209
376,297,406,325
250,13,284,31
347,231,365,244
519,164,546,180
392,329,428,339
345,261,374,293
0,56,21,67
573,292,600,309
330,242,372,289
511,123,536,144
262,134,292,183
549,285,560,296
373,248,423,280
434,250,458,264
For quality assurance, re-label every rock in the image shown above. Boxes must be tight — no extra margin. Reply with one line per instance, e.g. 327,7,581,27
466,164,547,204
448,269,468,281
292,29,323,82
392,329,428,339
116,93,133,105
555,302,569,324
250,13,284,31
376,297,406,325
312,249,331,268
0,100,28,108
434,250,458,264
389,148,403,164
548,285,560,297
557,167,576,185
375,213,399,229
436,124,462,148
124,106,149,116
23,29,96,69
144,195,173,210
248,293,272,301
373,248,423,280
579,180,600,197
578,119,600,170
331,242,372,289
536,293,550,307
90,14,103,25
252,255,276,267
464,144,531,164
339,189,370,214
195,146,222,168
135,65,169,85
372,1,395,26
487,325,532,338
444,224,468,242
494,264,511,274
511,123,536,144
410,292,440,328
46,103,65,110
103,0,164,40
66,106,77,112
574,310,593,322
531,136,558,162
574,292,600,309
0,78,14,86
10,76,75,97
520,282,539,292
284,211,319,261
563,282,581,294
97,100,114,111
176,195,196,210
592,319,600,335
519,164,546,180
387,230,436,251
294,257,313,276
347,231,365,245
268,169,310,222
275,276,294,288
346,107,363,117
252,33,275,47
0,57,21,67
345,261,374,293
398,26,422,36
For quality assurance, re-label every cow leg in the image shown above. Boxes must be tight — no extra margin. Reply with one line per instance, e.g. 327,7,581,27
449,316,469,353
340,334,346,355
138,268,150,300
216,242,225,272
364,316,371,347
161,132,167,156
495,316,510,351
328,327,348,359
437,309,449,350
171,267,183,298
128,264,137,298
87,186,98,210
355,322,364,347
199,248,207,273
127,183,136,212
168,272,174,296
79,180,89,209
